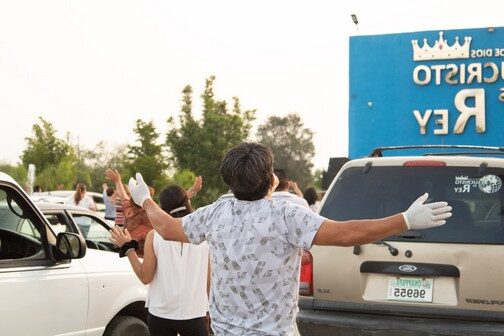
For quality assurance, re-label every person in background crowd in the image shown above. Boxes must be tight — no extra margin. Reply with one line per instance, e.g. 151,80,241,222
110,184,210,336
105,169,203,257
290,181,303,197
272,168,309,208
303,186,320,212
31,185,43,197
106,169,151,256
126,142,452,335
65,183,97,211
102,183,117,221
114,184,128,227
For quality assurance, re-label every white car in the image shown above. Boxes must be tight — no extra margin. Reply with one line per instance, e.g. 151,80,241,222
35,202,117,252
0,172,149,336
37,190,106,213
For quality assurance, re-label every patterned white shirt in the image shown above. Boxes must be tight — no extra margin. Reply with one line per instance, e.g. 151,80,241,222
182,197,325,335
272,191,309,208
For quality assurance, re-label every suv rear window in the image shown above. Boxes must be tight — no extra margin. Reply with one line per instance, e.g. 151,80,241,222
321,166,504,244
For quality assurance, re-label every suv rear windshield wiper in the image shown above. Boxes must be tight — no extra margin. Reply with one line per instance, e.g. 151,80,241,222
395,230,423,239
353,240,399,256
373,240,399,256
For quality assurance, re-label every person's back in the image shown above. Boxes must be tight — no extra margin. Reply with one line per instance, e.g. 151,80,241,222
102,184,116,220
272,190,309,207
66,183,96,211
148,231,208,319
183,182,324,334
303,187,320,212
110,183,210,336
127,142,453,336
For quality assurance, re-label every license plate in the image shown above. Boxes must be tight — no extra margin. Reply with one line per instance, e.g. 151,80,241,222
387,277,433,302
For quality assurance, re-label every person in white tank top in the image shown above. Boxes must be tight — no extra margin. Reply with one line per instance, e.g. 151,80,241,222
110,184,210,336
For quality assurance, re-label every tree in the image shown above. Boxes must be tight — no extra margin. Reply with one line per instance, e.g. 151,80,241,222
21,117,77,191
21,117,73,173
166,76,256,206
256,113,315,189
78,142,128,192
172,169,197,190
126,120,169,196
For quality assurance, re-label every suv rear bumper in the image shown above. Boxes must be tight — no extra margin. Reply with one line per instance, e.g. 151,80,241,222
297,298,504,336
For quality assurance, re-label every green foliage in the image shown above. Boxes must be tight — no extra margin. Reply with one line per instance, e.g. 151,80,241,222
20,117,78,191
256,113,315,189
21,117,73,172
55,156,78,189
126,120,169,197
78,142,128,192
166,76,256,206
172,169,197,190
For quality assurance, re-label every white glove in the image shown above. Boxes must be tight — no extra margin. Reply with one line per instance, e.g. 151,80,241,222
402,193,452,230
128,173,151,207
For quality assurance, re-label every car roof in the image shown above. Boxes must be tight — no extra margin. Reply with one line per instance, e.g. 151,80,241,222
0,172,19,185
35,202,93,213
39,190,103,198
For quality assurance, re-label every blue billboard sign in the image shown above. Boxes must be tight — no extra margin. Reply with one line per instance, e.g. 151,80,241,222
349,27,504,158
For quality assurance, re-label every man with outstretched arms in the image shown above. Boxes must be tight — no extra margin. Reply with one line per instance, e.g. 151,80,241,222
126,142,452,336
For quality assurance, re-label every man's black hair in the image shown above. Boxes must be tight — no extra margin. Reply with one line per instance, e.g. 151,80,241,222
106,187,115,197
274,168,289,191
220,143,273,201
303,187,318,206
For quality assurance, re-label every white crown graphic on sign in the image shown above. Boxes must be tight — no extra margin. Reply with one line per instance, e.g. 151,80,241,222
411,31,472,61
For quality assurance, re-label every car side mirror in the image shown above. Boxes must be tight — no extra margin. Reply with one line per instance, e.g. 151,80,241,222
54,232,86,261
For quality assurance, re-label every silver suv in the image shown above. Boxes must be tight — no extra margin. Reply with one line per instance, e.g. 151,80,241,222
297,145,504,336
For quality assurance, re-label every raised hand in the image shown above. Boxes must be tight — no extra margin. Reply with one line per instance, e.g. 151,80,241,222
402,193,452,230
128,172,151,207
105,169,122,184
109,226,132,247
187,176,203,199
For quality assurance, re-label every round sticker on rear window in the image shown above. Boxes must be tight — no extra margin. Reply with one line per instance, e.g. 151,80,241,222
478,174,502,194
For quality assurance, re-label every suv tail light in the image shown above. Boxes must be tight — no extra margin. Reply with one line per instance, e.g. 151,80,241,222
299,250,313,296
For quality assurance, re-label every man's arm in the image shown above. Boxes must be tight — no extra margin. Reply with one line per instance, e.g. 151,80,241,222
128,173,191,243
313,214,406,246
142,199,190,243
313,193,452,247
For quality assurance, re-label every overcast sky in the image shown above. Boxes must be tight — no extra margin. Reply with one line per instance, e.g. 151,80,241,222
0,0,501,170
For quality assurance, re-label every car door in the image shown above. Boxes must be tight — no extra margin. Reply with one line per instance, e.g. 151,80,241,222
0,183,88,336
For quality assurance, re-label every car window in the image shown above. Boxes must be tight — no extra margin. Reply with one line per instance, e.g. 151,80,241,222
92,195,104,205
0,186,45,260
321,166,504,244
71,214,110,243
44,213,72,236
18,219,42,239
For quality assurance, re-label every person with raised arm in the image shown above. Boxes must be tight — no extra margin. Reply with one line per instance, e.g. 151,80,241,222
126,142,452,336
